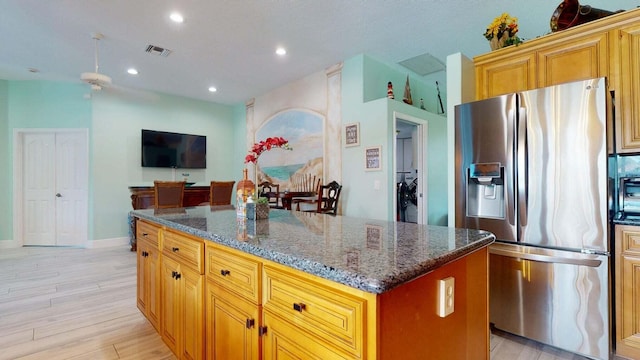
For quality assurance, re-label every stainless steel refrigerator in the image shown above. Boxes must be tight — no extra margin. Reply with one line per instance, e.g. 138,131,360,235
454,77,610,360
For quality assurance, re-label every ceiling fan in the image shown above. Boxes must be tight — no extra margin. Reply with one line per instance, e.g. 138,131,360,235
80,32,112,91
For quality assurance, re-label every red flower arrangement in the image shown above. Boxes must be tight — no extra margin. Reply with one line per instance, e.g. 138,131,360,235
245,137,292,163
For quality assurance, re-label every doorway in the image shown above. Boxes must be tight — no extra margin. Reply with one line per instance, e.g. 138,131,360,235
13,129,89,246
394,113,427,224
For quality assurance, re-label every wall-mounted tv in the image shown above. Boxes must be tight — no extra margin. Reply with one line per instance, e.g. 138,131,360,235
141,129,206,169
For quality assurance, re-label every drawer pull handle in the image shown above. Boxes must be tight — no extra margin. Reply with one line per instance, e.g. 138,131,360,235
172,247,179,252
142,232,148,237
246,318,255,329
142,251,149,257
293,303,306,312
171,270,181,279
220,269,230,276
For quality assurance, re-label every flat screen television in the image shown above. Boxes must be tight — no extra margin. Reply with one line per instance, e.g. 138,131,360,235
141,129,206,169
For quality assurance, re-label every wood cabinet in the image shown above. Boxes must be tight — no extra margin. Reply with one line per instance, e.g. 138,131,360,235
615,23,640,153
136,219,490,359
475,25,610,99
160,228,205,360
262,311,352,360
205,243,262,360
263,264,366,359
136,220,161,331
475,52,535,99
474,8,640,153
615,225,640,359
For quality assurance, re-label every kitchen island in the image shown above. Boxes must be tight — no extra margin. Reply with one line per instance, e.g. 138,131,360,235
132,205,495,359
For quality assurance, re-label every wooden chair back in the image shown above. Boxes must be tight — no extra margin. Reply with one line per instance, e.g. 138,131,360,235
210,181,236,206
315,180,342,214
293,173,321,192
154,181,186,209
259,181,281,208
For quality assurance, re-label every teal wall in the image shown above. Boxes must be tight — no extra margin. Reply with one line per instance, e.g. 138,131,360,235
363,55,446,115
2,81,91,243
0,81,10,240
3,80,237,243
342,55,448,224
2,53,449,244
91,90,235,240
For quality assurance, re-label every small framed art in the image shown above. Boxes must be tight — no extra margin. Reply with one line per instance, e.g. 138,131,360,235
365,146,382,171
345,122,360,147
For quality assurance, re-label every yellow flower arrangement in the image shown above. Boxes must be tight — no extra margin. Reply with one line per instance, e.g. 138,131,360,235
483,13,523,48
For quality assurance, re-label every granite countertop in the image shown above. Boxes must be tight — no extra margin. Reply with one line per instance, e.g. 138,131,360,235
131,206,495,294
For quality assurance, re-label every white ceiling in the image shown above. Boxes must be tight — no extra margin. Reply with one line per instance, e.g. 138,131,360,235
0,0,635,105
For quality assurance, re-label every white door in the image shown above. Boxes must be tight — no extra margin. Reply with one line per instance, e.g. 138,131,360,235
22,131,88,246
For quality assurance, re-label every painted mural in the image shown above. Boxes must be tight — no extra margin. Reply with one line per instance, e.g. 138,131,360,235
255,109,324,191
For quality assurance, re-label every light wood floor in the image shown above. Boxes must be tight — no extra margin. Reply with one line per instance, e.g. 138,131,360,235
0,245,613,359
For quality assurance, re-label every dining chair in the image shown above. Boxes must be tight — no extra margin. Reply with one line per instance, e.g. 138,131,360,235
154,181,186,209
210,181,236,205
259,181,282,208
292,173,321,210
300,180,342,215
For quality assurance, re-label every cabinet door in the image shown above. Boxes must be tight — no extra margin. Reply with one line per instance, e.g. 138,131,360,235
537,32,609,87
161,256,181,355
475,52,536,99
136,241,148,314
182,266,204,360
616,226,640,359
137,240,161,331
262,311,351,360
147,243,161,331
207,281,260,360
616,24,640,152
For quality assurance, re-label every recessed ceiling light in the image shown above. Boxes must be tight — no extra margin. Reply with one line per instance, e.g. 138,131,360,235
208,86,217,93
170,12,184,23
127,68,139,75
275,47,287,56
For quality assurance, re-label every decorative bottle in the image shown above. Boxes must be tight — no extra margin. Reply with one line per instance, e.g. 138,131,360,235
387,82,394,99
236,168,255,217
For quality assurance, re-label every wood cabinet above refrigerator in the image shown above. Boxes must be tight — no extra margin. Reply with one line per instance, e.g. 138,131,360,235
474,7,640,154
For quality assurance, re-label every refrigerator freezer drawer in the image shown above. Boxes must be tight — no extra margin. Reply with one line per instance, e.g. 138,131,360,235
489,243,610,360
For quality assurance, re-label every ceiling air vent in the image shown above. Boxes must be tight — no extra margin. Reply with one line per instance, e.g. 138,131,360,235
145,45,172,57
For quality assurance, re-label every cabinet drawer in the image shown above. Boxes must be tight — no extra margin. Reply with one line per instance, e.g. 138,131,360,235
206,243,261,304
163,229,204,273
263,311,353,360
137,220,160,248
619,227,640,255
263,265,365,358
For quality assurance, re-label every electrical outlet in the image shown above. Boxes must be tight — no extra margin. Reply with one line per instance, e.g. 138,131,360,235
437,277,455,317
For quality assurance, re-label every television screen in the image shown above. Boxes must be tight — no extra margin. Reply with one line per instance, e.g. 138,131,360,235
141,129,206,169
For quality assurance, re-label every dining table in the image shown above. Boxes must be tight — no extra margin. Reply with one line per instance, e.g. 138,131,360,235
264,191,316,210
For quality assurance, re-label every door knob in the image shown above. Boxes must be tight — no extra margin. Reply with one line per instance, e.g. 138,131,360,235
56,193,62,197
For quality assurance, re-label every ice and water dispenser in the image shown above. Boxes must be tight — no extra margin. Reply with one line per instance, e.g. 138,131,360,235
466,162,505,219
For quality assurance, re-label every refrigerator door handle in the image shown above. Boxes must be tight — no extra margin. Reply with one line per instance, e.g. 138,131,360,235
507,107,516,226
517,105,528,226
490,243,602,267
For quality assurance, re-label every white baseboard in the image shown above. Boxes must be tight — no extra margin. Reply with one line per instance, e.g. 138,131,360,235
0,237,131,249
0,239,20,249
88,237,131,249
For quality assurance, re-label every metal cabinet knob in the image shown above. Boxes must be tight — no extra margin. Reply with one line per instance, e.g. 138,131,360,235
56,193,62,197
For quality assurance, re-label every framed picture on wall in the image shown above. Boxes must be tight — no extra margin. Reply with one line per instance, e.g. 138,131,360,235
365,146,382,171
345,122,360,147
